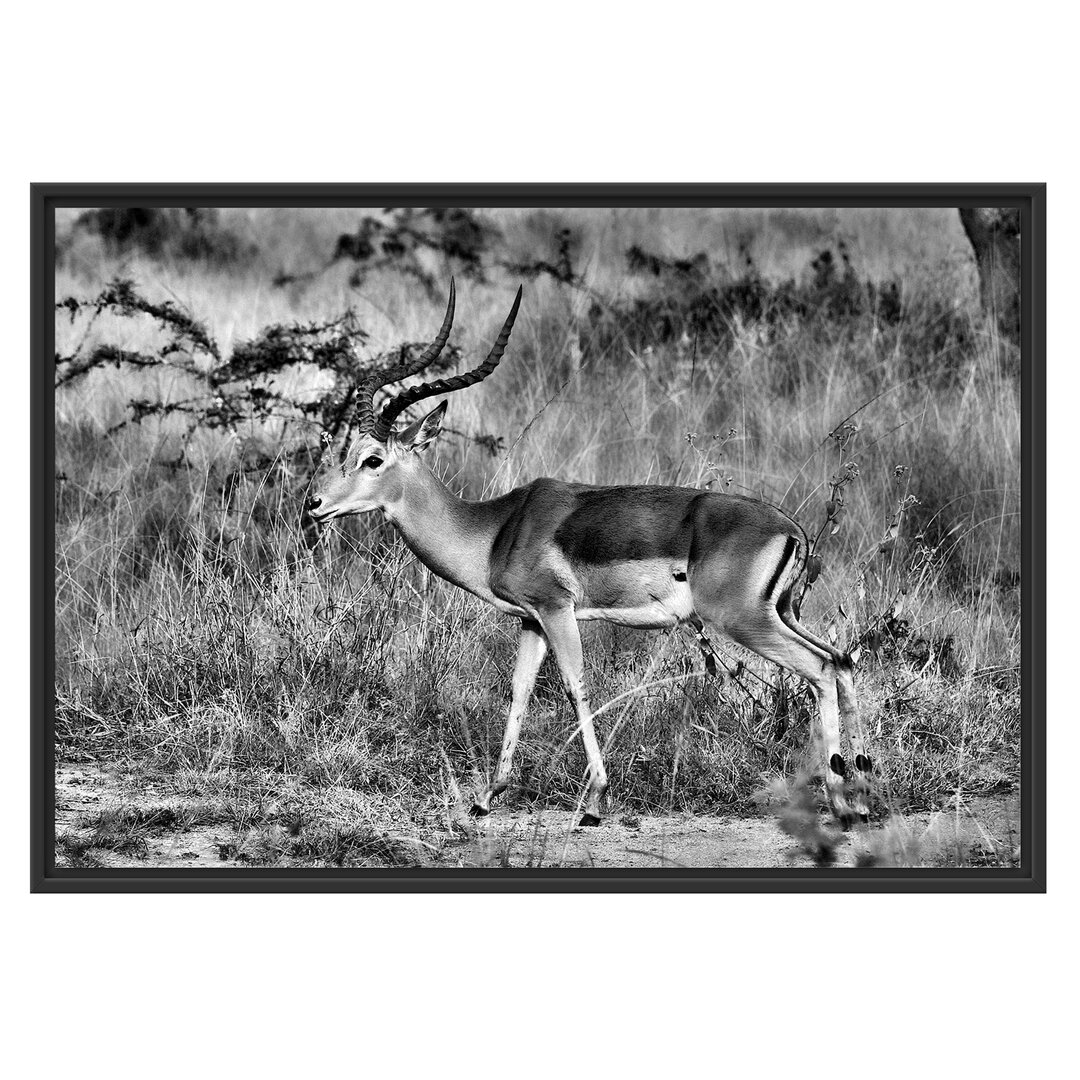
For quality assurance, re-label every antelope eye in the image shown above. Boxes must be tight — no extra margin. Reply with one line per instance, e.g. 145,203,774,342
362,456,383,470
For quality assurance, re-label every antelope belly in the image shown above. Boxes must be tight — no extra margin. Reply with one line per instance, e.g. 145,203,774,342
574,561,694,627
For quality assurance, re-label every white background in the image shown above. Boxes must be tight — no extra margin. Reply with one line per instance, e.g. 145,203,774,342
4,2,1073,1076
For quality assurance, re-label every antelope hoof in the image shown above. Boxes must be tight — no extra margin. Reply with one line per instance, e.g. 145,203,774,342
578,813,602,828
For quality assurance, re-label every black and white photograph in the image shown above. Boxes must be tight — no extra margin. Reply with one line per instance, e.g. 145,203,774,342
35,189,1042,888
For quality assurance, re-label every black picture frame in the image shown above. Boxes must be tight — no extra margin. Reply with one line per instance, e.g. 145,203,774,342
32,183,1046,893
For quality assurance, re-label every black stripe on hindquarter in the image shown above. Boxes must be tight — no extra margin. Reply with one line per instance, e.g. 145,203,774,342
763,535,797,603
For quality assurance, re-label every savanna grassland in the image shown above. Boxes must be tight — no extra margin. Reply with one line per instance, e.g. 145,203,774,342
52,206,1022,869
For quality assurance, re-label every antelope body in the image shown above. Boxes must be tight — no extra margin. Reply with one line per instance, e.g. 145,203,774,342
309,283,871,825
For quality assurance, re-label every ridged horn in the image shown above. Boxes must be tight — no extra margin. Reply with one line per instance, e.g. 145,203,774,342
353,278,457,435
373,285,523,441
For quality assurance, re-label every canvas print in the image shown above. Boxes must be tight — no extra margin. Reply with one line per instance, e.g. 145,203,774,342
49,201,1027,876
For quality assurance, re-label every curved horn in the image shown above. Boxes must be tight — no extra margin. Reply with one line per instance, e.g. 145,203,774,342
373,285,523,441
353,279,456,434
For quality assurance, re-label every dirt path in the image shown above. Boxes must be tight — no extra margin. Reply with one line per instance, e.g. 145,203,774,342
437,798,1020,868
53,764,1020,870
441,811,835,868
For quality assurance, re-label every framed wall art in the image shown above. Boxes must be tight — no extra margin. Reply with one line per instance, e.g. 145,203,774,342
31,184,1045,892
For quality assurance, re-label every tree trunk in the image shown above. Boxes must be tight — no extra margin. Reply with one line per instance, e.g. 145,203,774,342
958,207,1021,343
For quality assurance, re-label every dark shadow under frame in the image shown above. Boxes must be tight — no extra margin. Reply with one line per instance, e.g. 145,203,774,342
31,183,1046,893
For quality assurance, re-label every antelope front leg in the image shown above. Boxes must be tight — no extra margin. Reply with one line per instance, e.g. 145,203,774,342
538,608,608,827
471,620,547,817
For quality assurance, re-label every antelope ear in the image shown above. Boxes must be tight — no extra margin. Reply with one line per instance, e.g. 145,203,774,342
397,401,447,452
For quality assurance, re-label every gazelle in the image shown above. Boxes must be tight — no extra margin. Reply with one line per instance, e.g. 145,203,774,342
308,282,872,826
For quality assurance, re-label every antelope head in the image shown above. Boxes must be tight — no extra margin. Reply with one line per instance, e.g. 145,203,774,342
306,280,522,523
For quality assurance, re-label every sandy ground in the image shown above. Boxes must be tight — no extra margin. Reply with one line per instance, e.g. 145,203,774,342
435,799,1021,868
53,764,1021,871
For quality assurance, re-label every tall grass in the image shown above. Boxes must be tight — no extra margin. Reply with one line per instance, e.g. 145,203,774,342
54,207,1020,839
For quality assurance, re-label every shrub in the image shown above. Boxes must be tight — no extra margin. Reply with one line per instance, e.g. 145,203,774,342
70,207,256,266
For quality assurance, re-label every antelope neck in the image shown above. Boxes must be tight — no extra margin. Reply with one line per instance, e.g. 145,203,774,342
381,462,501,597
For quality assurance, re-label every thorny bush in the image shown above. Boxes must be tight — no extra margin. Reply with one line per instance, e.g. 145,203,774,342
55,277,502,479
